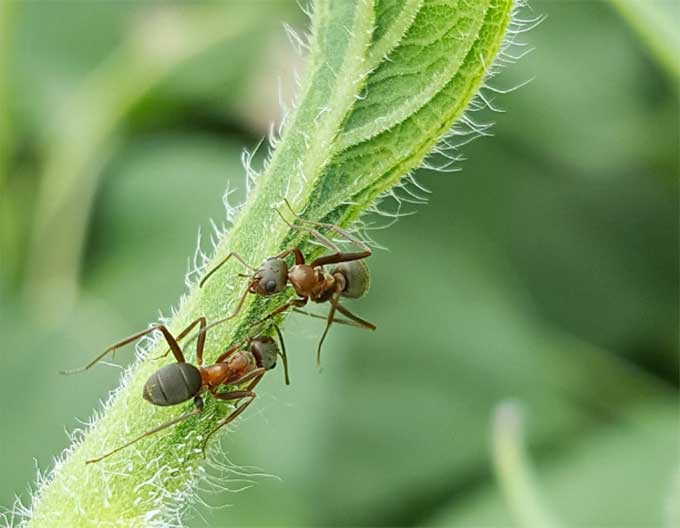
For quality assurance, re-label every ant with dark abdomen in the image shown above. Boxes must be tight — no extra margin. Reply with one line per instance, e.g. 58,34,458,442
199,200,376,365
61,318,288,463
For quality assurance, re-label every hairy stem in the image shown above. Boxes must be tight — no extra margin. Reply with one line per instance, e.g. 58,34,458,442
25,1,517,526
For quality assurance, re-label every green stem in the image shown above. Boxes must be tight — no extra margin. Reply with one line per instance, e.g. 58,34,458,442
25,1,516,526
493,402,563,528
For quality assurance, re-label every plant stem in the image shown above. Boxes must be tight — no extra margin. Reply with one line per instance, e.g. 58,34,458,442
493,401,562,528
24,1,517,525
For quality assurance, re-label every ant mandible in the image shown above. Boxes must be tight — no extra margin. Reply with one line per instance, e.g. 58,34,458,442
199,200,376,365
61,318,289,463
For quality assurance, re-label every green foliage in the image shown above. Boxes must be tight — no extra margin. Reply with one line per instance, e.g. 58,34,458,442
23,1,516,526
1,1,676,527
24,3,279,314
608,0,680,81
492,402,562,528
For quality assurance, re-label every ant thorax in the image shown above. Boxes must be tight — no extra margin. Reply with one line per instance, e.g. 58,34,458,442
289,265,336,300
225,351,257,374
201,352,256,387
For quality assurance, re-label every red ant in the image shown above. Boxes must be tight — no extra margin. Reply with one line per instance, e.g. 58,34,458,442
61,318,288,463
199,200,376,364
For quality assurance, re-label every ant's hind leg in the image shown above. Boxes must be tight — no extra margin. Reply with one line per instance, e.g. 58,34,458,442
86,396,204,464
335,303,376,331
293,308,363,328
316,290,342,368
273,324,291,385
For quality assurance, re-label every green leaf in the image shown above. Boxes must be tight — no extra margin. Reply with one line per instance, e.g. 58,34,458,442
429,402,677,527
608,0,680,82
27,1,516,526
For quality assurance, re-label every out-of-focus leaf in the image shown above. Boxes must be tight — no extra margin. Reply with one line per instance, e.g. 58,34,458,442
85,133,248,322
11,2,299,139
609,0,680,81
494,0,678,173
0,297,134,510
2,1,676,526
492,402,562,528
428,402,677,527
25,3,288,317
432,137,678,376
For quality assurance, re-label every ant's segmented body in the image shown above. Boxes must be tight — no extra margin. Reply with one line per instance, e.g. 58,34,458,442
61,318,288,463
200,201,376,363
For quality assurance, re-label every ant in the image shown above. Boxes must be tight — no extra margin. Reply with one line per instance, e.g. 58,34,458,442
199,200,376,364
61,317,289,464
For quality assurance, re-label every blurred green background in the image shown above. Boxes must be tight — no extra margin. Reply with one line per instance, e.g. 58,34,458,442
0,1,677,527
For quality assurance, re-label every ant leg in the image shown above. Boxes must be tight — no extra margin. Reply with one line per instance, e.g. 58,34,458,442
202,283,253,332
272,324,290,385
224,367,265,389
61,324,186,375
168,285,257,358
274,208,341,254
86,396,204,464
316,290,342,368
194,317,208,367
200,252,257,288
293,308,363,328
216,341,246,364
256,297,308,325
310,249,371,268
202,371,265,452
281,199,372,262
273,246,306,265
154,317,207,363
201,392,256,453
335,303,376,330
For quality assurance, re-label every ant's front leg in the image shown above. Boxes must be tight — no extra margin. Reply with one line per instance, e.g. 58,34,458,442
200,252,258,288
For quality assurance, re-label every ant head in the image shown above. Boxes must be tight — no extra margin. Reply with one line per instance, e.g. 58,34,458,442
253,257,288,296
250,336,278,370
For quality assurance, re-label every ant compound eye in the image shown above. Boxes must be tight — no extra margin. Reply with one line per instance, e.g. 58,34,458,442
265,279,277,293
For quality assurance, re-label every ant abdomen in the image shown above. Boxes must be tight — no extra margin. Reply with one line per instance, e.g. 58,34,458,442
143,363,202,407
333,260,370,299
